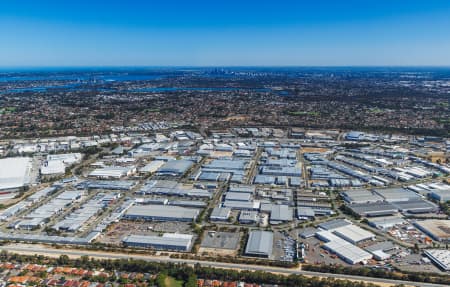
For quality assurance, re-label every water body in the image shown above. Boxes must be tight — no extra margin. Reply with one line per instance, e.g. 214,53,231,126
0,74,162,83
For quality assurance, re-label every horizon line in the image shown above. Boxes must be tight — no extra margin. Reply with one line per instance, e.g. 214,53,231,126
1,65,450,70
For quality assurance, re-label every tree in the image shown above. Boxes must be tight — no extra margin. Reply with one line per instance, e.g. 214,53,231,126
57,254,70,265
156,272,167,287
184,273,197,287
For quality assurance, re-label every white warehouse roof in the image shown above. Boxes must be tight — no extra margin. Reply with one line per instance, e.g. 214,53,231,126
333,224,376,244
0,157,32,190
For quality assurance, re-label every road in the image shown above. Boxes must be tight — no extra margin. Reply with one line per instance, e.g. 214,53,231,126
1,244,447,287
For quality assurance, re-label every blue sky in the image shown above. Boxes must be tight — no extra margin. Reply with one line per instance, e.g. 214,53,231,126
1,0,450,66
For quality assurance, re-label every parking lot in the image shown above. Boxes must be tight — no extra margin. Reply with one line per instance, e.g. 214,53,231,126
273,231,297,262
299,236,351,266
98,220,194,245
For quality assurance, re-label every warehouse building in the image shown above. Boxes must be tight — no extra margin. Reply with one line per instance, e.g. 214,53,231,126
223,200,260,211
52,193,110,232
139,180,212,199
0,157,33,192
373,188,421,202
414,220,450,242
347,202,398,217
41,153,82,175
123,205,199,222
424,249,450,271
341,189,383,204
157,160,194,176
260,166,302,177
169,200,207,208
297,207,315,220
123,233,193,251
139,160,165,174
210,207,231,221
203,159,249,171
40,160,66,175
89,166,136,179
392,199,438,214
318,219,352,231
267,204,293,224
225,192,252,202
316,230,372,264
367,216,405,230
229,184,255,194
332,224,376,244
429,190,450,203
245,230,273,258
365,241,395,261
77,180,136,190
17,189,85,230
239,211,259,224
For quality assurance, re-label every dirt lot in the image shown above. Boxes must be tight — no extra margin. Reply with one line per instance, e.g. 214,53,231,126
301,147,330,153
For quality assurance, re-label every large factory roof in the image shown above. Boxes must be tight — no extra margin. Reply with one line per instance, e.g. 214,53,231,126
348,202,398,217
229,184,255,193
392,199,438,214
318,219,352,231
333,224,375,244
203,159,248,170
424,249,450,271
341,189,383,204
124,205,199,221
225,192,252,202
316,230,372,264
269,204,292,223
245,230,273,257
374,188,421,202
123,233,193,249
157,160,194,175
414,220,450,242
0,157,32,190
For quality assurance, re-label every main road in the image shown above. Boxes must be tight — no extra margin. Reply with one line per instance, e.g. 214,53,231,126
1,244,447,287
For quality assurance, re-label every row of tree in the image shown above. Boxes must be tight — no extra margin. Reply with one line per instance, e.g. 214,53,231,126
302,264,450,285
0,252,398,287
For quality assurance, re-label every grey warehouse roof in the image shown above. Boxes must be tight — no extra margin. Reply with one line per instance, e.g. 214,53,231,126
124,205,199,221
245,230,273,257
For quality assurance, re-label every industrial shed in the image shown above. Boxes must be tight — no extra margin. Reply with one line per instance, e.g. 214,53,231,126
139,161,165,174
373,188,421,202
223,200,260,211
347,202,398,217
424,249,450,271
157,160,194,176
225,192,252,202
430,190,450,203
341,189,383,204
268,204,293,224
392,199,438,214
333,224,376,244
123,233,193,251
245,230,273,258
229,184,255,194
0,157,32,191
367,216,405,229
316,230,372,264
89,166,136,179
318,219,352,231
123,205,199,222
414,220,450,242
210,207,231,221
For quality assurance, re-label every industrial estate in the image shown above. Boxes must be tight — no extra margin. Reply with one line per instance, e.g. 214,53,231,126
0,67,449,287
0,123,449,279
